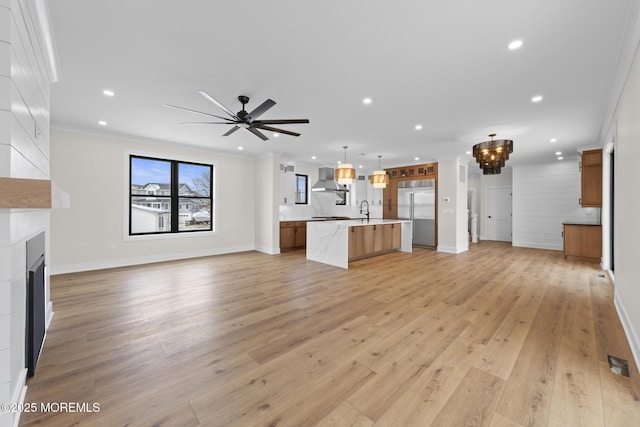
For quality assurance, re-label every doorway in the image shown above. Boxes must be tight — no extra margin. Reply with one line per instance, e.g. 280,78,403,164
486,187,512,242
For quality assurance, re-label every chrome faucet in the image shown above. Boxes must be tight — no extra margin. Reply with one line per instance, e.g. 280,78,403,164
360,200,370,222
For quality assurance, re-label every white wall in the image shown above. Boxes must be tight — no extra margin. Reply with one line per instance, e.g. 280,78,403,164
0,1,56,426
254,154,279,254
49,129,257,274
609,41,640,367
437,158,468,253
512,161,597,250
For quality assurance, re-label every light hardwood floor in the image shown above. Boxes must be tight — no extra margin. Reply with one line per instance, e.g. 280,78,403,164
20,242,640,426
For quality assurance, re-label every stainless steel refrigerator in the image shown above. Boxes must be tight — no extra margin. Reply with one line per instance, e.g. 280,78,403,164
398,179,436,247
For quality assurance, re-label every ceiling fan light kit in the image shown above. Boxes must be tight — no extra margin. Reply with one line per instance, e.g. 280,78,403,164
472,133,513,175
166,92,309,141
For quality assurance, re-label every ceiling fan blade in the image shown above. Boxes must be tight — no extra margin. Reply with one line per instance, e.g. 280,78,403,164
223,125,240,136
254,124,301,137
247,99,276,120
165,104,236,122
256,119,310,125
198,91,239,120
247,127,269,141
180,122,235,125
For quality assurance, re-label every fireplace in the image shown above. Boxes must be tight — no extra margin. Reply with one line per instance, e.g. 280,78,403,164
25,232,45,377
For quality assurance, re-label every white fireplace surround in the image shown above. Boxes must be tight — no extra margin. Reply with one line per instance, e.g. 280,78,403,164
0,1,59,427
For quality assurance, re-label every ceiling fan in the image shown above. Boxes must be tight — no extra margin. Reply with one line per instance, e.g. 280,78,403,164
165,91,310,141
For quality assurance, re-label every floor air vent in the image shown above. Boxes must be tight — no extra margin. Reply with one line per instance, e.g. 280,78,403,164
607,355,631,378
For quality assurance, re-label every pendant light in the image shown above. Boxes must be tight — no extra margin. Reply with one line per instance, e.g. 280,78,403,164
335,146,356,185
370,155,389,189
472,133,514,175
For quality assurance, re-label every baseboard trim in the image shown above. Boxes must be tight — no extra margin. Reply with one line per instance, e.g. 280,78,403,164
10,368,28,427
437,245,469,254
49,244,257,275
614,291,640,373
512,241,562,251
255,245,280,255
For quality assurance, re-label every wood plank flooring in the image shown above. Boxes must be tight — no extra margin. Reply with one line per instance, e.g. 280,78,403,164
19,242,640,426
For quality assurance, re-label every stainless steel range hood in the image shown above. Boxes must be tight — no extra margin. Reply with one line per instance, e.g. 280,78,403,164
311,167,348,192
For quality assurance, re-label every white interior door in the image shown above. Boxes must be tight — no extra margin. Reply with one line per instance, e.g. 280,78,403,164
486,187,512,242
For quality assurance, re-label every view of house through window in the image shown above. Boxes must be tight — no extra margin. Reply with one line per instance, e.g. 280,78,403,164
129,155,213,235
295,174,308,204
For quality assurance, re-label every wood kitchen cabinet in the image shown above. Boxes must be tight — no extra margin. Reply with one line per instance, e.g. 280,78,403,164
382,179,398,219
382,161,438,219
348,226,373,259
563,223,602,260
294,221,306,247
280,221,307,251
348,223,401,261
391,223,401,249
580,149,602,207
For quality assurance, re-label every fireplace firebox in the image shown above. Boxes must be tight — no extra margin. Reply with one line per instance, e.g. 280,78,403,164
25,232,45,377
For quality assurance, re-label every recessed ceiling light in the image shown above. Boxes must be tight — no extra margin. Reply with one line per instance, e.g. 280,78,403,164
557,156,564,160
273,133,279,137
237,146,243,150
98,120,107,126
555,151,562,155
466,151,472,155
358,165,363,169
531,95,543,103
311,155,316,160
363,97,372,105
415,125,423,130
414,157,420,161
103,89,114,97
550,138,558,143
508,40,523,50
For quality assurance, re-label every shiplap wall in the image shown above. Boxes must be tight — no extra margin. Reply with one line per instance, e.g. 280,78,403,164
512,160,598,250
0,2,55,426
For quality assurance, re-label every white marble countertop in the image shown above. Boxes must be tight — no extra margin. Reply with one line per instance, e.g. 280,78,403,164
319,219,407,227
306,219,412,269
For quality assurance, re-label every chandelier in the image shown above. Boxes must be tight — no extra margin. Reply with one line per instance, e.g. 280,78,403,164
370,155,389,189
335,146,356,185
472,134,513,175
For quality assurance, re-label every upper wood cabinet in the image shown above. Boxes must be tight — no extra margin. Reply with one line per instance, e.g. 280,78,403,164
382,162,438,219
580,149,602,207
387,163,438,179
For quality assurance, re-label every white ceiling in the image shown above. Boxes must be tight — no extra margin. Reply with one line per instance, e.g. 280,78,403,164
48,0,633,172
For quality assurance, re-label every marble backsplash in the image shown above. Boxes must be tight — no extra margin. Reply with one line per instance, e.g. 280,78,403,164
279,191,383,221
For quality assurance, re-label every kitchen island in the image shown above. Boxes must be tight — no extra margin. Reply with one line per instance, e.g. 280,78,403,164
306,219,412,269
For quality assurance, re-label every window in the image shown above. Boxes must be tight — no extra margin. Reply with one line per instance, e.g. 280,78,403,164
295,174,308,204
129,155,213,235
